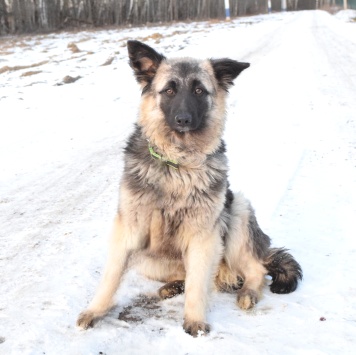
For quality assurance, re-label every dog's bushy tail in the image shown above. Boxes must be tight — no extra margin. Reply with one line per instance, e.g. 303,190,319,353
263,248,303,294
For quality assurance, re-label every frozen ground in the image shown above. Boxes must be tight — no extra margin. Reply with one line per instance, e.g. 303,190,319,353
1,9,356,355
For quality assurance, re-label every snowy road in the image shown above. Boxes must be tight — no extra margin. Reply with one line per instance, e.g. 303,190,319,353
1,10,356,354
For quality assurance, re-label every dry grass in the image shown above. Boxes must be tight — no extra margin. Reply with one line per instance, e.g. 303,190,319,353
208,18,224,24
75,37,92,44
141,32,164,43
67,42,81,53
0,60,48,74
170,30,187,36
21,70,42,77
0,39,30,55
135,30,188,45
0,50,12,56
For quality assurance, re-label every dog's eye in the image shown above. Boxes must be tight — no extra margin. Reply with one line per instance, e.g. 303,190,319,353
165,88,175,96
194,88,204,95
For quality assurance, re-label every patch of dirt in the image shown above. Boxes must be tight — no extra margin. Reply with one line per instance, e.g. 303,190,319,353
101,56,115,66
62,75,82,84
118,294,162,323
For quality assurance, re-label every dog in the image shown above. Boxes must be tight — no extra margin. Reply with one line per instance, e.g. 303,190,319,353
76,40,302,337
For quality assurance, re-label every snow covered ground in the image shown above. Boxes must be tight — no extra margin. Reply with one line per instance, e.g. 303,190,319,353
1,9,356,354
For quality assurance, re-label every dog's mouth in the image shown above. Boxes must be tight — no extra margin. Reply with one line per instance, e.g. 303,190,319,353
173,122,206,136
177,127,192,133
172,121,196,134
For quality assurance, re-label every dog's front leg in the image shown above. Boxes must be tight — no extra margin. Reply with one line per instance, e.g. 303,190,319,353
77,212,148,329
182,227,222,337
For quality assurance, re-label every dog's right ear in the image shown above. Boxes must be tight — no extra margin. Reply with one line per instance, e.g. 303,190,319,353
127,40,165,86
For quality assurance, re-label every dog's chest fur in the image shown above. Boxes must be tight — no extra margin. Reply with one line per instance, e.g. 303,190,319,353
123,125,229,234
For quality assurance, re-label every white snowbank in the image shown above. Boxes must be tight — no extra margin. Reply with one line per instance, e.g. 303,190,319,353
0,10,355,354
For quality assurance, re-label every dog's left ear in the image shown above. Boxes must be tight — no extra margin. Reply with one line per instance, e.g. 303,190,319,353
210,59,250,91
127,40,165,86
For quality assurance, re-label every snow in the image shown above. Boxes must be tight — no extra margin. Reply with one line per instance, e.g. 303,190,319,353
1,9,356,354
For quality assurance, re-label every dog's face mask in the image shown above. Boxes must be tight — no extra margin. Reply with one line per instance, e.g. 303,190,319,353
127,40,249,134
157,61,214,133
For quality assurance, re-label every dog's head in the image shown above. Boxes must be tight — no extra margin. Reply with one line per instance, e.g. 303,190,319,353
127,40,249,154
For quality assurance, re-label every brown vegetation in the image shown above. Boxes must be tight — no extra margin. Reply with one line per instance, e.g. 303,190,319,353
67,43,81,53
0,61,48,74
20,70,42,77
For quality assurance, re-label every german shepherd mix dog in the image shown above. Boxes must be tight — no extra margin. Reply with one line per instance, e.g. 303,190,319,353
77,40,302,336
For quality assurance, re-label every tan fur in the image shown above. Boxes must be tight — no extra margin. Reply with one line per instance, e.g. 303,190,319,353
222,192,268,306
76,45,275,335
139,59,227,164
77,185,265,331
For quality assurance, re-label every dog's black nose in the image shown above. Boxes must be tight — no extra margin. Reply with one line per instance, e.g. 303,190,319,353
175,113,192,127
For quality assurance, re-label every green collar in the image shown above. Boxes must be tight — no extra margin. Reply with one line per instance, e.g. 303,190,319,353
148,143,179,170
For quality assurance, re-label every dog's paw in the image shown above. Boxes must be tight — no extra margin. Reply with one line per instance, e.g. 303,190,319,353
183,320,210,337
158,280,185,299
236,289,258,310
76,310,97,330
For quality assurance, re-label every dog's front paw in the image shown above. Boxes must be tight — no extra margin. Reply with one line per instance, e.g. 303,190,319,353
76,310,97,329
236,289,258,310
183,320,210,337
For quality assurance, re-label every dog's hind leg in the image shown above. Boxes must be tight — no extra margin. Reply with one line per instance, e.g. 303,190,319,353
220,247,267,309
224,193,302,310
223,192,271,310
215,259,243,292
235,259,267,310
158,280,185,299
77,212,149,329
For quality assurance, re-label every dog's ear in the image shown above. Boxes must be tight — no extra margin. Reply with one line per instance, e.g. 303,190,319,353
210,59,250,91
127,40,165,86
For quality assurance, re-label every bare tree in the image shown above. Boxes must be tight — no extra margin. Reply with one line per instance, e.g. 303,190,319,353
0,0,9,35
2,0,346,35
